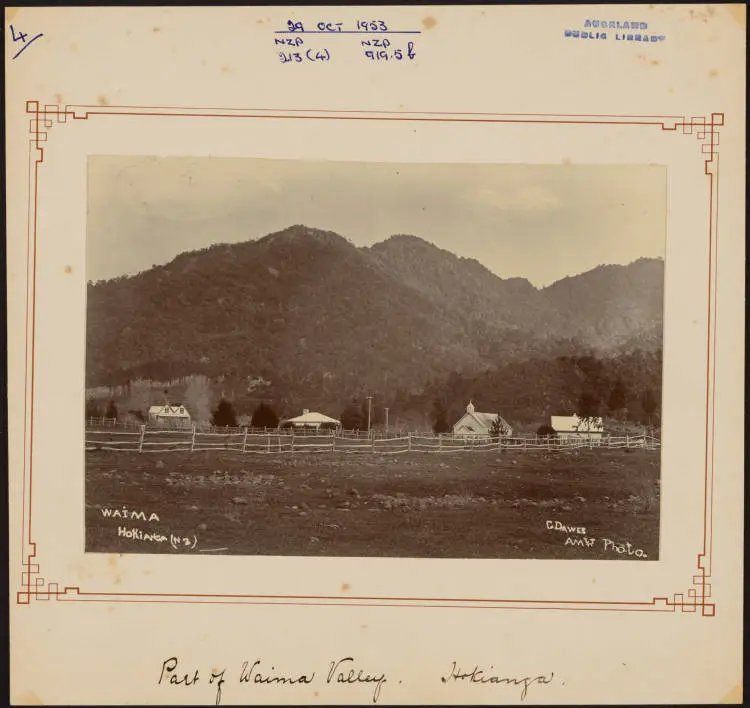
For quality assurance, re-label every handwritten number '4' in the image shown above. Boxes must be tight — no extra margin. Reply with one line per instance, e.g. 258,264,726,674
11,25,28,43
10,25,44,60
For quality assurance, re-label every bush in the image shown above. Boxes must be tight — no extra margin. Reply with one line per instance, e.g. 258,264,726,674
537,424,557,437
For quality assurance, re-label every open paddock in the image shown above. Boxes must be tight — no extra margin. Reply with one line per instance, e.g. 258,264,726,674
85,447,660,560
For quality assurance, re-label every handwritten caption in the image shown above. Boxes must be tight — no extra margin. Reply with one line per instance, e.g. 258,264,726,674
159,656,556,705
545,519,648,558
563,19,666,43
100,506,199,551
274,19,419,64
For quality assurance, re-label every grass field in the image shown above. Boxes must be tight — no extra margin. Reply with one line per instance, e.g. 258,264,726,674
85,448,660,560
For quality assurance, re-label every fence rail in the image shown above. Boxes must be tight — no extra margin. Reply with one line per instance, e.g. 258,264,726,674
86,425,661,454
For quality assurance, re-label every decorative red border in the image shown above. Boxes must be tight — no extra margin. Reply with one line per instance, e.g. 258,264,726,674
15,103,723,615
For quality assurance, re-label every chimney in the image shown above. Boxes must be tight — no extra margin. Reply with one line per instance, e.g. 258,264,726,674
303,408,310,415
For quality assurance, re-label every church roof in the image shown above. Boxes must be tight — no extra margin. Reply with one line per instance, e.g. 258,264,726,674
454,403,512,433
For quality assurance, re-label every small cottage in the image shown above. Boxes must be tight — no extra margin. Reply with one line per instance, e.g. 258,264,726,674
148,403,192,427
452,401,513,438
550,414,604,439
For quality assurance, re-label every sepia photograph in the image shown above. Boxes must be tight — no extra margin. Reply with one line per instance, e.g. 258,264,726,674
84,156,665,560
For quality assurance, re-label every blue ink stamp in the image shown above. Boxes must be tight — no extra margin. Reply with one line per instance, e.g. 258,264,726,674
564,19,666,43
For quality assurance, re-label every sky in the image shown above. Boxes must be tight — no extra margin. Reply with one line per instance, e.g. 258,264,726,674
87,156,666,288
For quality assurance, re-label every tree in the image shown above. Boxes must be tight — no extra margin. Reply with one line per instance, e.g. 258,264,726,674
184,374,212,423
128,409,146,423
489,414,504,440
212,398,237,427
124,378,152,420
641,388,659,426
341,400,364,430
578,388,601,419
576,388,601,435
607,378,628,416
85,397,101,420
432,398,450,434
537,424,557,437
105,399,118,420
251,401,279,429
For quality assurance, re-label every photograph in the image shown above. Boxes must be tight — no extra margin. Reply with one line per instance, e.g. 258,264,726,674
84,156,665,560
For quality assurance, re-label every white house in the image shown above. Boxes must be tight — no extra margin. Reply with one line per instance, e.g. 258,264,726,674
281,408,341,430
148,403,192,427
550,414,604,439
452,401,513,438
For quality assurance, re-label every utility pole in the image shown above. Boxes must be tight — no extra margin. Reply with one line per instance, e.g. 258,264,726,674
384,407,389,436
366,395,373,433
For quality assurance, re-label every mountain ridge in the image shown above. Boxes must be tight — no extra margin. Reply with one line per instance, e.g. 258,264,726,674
86,225,664,418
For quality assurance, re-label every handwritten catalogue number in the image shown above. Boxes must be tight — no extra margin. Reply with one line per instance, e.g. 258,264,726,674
275,19,419,64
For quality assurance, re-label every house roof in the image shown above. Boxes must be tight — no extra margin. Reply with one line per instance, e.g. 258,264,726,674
551,415,604,432
285,411,341,425
148,404,190,416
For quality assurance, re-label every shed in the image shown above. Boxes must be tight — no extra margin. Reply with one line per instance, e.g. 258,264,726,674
550,414,604,439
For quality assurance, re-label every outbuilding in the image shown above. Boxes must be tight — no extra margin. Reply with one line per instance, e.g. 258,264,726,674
550,414,604,439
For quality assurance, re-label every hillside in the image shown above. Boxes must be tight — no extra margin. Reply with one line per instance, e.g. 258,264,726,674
539,259,665,348
86,225,664,422
370,236,664,350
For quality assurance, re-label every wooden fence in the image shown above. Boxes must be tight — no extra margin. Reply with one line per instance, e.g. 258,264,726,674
86,418,403,437
85,425,661,454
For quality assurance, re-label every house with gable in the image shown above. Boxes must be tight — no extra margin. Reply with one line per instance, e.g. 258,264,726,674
452,401,513,439
148,403,192,427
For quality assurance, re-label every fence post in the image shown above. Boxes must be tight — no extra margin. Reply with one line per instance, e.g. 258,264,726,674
240,427,246,453
408,434,412,452
191,424,196,452
138,425,146,453
626,435,630,449
291,428,295,453
266,433,271,454
332,435,336,453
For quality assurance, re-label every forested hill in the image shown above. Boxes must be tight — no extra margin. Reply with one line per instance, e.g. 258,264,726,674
86,225,663,423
